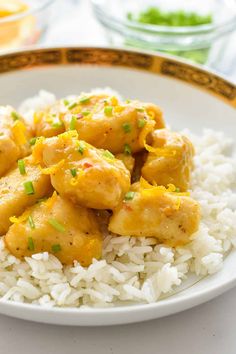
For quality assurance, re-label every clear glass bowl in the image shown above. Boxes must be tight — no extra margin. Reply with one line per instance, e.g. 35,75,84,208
92,0,236,66
0,0,56,51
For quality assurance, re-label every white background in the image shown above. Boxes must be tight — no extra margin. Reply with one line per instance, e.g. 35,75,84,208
1,1,236,353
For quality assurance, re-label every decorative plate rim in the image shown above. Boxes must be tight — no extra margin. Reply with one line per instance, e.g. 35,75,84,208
0,45,235,108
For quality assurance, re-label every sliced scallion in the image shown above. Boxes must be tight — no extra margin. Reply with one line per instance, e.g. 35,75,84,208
28,237,35,251
124,191,135,201
11,111,20,121
51,244,62,253
122,122,132,133
18,159,26,175
48,218,65,233
102,150,115,159
70,168,77,177
124,144,132,155
79,96,90,104
69,116,77,130
23,181,35,195
138,118,146,128
104,106,113,116
28,216,35,229
29,137,37,146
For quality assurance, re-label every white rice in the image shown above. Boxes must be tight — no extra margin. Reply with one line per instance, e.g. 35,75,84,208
0,90,235,308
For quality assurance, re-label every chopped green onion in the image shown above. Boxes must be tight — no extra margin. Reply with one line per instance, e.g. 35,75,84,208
23,181,35,195
63,99,69,106
175,187,180,193
70,168,77,177
82,110,90,116
51,121,63,128
11,111,20,121
48,218,65,233
29,137,37,146
79,96,90,104
28,216,35,229
125,99,131,103
136,108,145,112
104,106,113,116
18,159,26,175
28,237,35,251
124,144,132,155
51,244,62,253
68,102,77,110
78,142,85,155
122,122,132,133
124,191,135,201
102,150,115,160
138,118,146,128
69,115,77,130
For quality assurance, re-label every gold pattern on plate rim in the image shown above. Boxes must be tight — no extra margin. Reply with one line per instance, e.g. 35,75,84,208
0,47,235,108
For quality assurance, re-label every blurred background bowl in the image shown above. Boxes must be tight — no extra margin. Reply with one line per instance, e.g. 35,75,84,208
0,0,56,51
92,0,236,65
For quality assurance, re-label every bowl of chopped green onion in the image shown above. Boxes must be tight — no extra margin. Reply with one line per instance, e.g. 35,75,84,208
91,0,236,65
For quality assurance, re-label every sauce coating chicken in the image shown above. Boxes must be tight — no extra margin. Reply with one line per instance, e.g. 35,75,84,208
142,129,194,191
0,106,32,177
0,158,52,235
32,131,131,209
50,93,165,154
115,153,135,174
109,181,200,247
4,193,102,265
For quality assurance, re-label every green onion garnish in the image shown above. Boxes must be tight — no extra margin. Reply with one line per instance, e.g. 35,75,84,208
82,111,90,116
69,116,77,130
28,237,35,251
28,216,35,229
78,142,85,155
122,122,132,133
136,108,145,112
63,99,69,106
102,150,115,159
79,96,90,104
29,137,37,146
18,159,26,175
125,99,131,103
68,102,77,110
51,244,62,253
51,121,63,128
138,118,146,128
124,144,132,155
104,106,113,116
11,111,20,121
175,187,180,192
124,191,135,201
70,168,77,177
48,218,65,233
23,181,35,195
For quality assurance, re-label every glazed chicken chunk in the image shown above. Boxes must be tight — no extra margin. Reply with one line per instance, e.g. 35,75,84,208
0,157,52,235
5,193,102,266
142,129,194,191
34,93,165,153
32,131,131,209
109,181,200,247
0,106,32,177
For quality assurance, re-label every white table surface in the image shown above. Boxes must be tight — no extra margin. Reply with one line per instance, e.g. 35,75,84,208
1,1,236,353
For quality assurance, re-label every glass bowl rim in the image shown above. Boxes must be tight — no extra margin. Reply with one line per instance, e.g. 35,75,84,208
92,0,236,35
0,0,57,24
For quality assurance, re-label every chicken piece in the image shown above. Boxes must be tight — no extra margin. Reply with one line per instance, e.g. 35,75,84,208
142,129,194,191
0,106,32,177
4,193,102,266
109,181,200,247
0,157,52,235
61,94,165,154
115,153,135,174
32,131,131,210
33,93,109,138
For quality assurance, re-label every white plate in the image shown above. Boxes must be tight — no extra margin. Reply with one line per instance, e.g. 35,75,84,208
0,47,235,326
